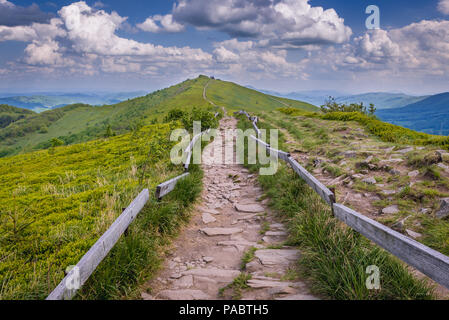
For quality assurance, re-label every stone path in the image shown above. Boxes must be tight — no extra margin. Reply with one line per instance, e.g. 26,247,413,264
141,116,318,300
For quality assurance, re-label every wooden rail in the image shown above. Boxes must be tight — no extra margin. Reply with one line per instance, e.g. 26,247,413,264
240,110,449,290
47,112,222,300
334,204,449,289
155,173,190,200
47,189,150,300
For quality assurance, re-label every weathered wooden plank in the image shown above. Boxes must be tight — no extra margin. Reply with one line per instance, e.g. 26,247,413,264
252,122,261,138
184,151,192,171
333,203,449,289
267,146,290,162
249,135,291,162
184,132,202,154
46,189,150,300
286,156,335,205
250,135,270,148
156,172,190,199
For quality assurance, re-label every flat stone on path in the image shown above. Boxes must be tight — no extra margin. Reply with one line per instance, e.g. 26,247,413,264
200,227,243,236
265,231,288,236
235,203,265,213
247,279,293,289
255,249,300,266
182,268,240,281
204,209,220,215
202,212,217,224
172,275,194,289
158,289,210,300
275,294,320,300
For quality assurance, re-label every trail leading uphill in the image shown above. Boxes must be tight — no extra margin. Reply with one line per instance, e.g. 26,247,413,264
141,115,318,300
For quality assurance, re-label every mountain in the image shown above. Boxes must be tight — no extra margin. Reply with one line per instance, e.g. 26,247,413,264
246,86,344,107
0,76,317,157
335,93,428,110
0,91,148,112
376,92,449,135
248,86,429,110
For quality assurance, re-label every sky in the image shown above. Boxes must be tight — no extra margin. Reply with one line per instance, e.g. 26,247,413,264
0,0,449,94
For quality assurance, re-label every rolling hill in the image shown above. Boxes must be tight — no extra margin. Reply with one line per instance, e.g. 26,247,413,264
377,92,449,135
0,76,318,158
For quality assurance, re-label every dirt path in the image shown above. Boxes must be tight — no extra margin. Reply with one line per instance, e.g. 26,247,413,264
141,116,318,300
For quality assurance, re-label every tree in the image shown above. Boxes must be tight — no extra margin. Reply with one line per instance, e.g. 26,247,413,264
104,125,114,137
50,138,64,147
368,103,377,115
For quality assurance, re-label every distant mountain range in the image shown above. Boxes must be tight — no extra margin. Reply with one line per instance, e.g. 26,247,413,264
0,91,148,112
376,92,449,136
248,86,429,110
335,93,429,110
247,85,448,136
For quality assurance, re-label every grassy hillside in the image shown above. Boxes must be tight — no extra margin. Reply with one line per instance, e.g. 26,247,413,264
206,79,318,113
0,77,213,157
279,107,449,150
0,76,316,158
0,123,183,299
377,92,449,135
0,105,34,130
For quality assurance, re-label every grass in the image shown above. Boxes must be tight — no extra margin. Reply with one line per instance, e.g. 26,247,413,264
0,108,213,299
237,114,434,300
278,108,449,150
240,247,258,270
76,165,203,300
206,79,318,114
218,272,252,300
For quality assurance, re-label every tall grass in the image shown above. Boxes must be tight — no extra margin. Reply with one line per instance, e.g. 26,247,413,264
278,108,449,150
76,165,203,300
237,114,434,300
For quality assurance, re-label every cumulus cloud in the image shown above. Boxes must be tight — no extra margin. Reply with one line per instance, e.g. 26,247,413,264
0,18,66,42
0,1,212,77
0,0,53,26
438,0,449,15
172,0,352,47
313,19,449,78
137,14,185,33
212,38,306,78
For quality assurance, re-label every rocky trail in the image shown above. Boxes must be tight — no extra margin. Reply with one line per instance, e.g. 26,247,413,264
141,116,318,300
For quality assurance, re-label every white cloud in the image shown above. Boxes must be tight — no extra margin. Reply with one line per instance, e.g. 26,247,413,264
137,14,185,33
310,19,449,79
172,0,352,47
58,2,206,61
24,39,66,65
212,39,306,79
438,0,449,14
0,18,65,42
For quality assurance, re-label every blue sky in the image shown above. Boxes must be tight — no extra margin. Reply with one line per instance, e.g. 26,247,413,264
1,0,449,94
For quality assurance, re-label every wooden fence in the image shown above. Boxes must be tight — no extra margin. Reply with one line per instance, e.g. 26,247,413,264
240,110,449,290
47,112,220,300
